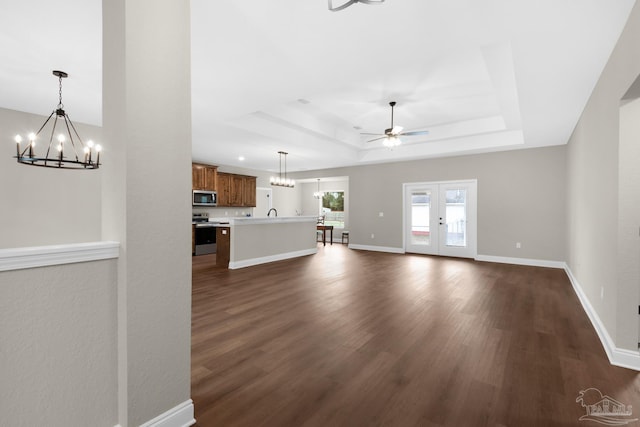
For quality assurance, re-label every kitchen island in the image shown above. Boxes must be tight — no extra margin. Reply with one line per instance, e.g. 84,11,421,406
216,216,318,269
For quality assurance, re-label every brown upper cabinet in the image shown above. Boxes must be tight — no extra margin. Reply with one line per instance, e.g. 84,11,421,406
213,171,257,208
243,176,256,207
192,163,217,191
216,172,232,206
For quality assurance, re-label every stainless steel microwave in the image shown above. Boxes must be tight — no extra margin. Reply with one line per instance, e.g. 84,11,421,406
193,190,217,207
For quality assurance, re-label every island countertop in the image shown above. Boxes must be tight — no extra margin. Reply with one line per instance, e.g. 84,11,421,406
227,216,317,226
214,216,318,269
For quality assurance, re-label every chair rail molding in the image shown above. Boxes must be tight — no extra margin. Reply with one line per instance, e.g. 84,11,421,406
0,241,120,272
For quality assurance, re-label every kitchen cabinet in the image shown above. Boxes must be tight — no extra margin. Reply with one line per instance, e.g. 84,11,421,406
216,172,256,207
192,224,196,255
217,173,232,206
230,175,244,206
243,176,256,207
192,163,217,191
216,227,231,268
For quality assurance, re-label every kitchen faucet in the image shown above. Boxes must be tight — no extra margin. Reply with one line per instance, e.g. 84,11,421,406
267,208,278,217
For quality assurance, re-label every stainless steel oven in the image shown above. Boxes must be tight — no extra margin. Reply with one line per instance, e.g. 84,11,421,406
193,212,216,255
194,223,216,255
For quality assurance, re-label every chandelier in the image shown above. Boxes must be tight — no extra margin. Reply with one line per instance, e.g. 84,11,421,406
13,70,101,169
328,0,384,12
313,178,324,199
270,151,295,188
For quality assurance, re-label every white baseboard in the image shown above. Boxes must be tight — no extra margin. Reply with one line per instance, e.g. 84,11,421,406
348,244,405,254
475,254,565,269
229,248,317,269
564,264,640,371
139,399,195,427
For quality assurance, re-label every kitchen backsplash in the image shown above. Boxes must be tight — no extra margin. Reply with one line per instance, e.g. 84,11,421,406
192,206,254,218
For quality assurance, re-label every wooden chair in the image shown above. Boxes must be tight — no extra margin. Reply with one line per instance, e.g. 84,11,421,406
316,216,325,242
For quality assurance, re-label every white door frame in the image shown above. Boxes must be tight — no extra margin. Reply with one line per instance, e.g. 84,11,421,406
403,179,477,259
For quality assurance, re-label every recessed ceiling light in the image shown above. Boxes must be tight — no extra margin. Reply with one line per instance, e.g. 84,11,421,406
297,99,310,104
238,156,245,161
353,126,362,130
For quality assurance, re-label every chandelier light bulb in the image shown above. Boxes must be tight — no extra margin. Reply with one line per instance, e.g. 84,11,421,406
95,144,102,152
57,144,63,152
57,134,65,143
87,140,94,148
14,135,22,144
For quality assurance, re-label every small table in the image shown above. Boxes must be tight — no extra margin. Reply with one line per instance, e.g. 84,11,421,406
317,225,334,246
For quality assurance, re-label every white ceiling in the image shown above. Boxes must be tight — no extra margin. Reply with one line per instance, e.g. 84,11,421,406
1,1,635,173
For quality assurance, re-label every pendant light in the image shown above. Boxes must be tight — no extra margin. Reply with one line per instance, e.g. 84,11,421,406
270,151,295,188
313,178,324,199
13,70,102,170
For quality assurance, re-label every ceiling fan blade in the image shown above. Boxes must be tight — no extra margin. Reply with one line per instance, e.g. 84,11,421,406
359,0,385,4
367,136,387,143
328,0,357,12
400,130,430,136
391,125,403,134
360,132,385,136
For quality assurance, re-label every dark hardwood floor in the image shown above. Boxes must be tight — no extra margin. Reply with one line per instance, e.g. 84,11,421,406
191,245,640,427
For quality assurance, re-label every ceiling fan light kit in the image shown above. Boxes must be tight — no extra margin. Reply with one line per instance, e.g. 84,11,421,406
13,70,102,170
328,0,384,12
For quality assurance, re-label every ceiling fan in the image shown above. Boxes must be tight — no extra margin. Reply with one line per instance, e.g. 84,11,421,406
361,101,429,148
328,0,384,12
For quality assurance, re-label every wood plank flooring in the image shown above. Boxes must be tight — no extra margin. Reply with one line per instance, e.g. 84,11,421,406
191,245,640,427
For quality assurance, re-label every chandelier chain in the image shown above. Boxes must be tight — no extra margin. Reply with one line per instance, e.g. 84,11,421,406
58,74,64,110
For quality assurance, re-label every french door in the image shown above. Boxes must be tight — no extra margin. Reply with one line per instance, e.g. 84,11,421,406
404,180,477,258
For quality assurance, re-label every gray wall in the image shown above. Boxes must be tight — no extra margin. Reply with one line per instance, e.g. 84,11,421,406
292,145,567,261
0,260,118,427
0,107,103,249
2,1,195,425
102,0,193,425
566,1,640,352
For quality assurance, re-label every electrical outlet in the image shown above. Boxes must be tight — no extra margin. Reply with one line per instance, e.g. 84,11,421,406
371,233,375,239
516,242,521,249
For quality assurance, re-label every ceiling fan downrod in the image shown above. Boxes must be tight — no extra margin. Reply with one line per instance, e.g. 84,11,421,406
387,101,396,134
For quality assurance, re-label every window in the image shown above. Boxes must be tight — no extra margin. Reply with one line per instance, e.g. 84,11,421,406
320,191,345,228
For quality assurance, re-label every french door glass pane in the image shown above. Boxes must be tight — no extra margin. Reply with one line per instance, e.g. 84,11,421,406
411,191,431,246
445,189,467,247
